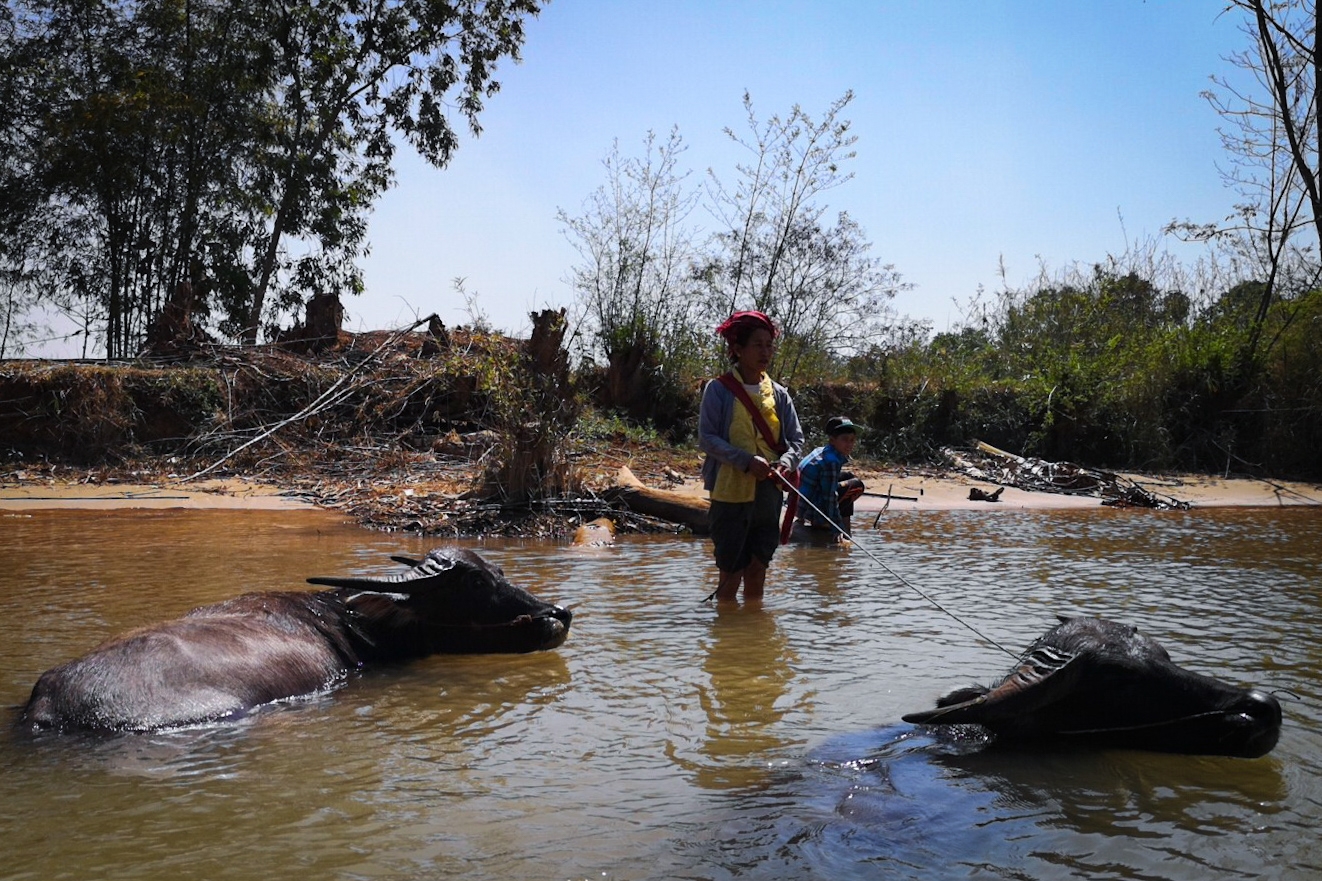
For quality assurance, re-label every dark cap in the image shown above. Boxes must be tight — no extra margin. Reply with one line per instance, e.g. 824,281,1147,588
826,416,862,435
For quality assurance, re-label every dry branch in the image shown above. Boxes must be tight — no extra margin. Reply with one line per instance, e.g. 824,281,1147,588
943,442,1191,509
179,317,434,482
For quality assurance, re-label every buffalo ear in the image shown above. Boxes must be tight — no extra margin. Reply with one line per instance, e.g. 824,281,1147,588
900,684,988,724
902,645,1083,726
343,590,418,632
937,685,989,707
903,693,987,725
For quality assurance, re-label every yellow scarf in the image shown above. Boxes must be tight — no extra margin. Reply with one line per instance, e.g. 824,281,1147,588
711,367,782,503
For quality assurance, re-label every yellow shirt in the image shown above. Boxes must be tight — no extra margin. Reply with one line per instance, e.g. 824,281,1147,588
711,367,782,503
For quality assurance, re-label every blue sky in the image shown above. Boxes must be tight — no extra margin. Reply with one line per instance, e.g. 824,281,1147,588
355,1,1249,339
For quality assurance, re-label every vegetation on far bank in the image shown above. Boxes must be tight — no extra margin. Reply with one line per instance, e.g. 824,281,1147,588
3,1,1321,505
3,263,1320,500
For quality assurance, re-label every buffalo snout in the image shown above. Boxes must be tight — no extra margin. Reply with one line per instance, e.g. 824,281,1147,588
1219,689,1283,758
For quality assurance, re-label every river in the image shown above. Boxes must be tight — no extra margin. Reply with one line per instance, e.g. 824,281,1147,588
1,505,1318,880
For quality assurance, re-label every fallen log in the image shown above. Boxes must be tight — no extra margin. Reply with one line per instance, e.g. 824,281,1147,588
601,466,710,533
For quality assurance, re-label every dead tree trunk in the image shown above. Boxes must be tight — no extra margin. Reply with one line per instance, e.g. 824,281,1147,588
487,309,579,505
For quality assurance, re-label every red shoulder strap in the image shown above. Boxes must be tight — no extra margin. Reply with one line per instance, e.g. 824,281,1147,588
716,372,798,544
716,372,786,455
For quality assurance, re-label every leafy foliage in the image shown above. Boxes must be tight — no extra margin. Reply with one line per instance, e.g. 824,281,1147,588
560,91,908,436
794,263,1322,480
0,0,544,354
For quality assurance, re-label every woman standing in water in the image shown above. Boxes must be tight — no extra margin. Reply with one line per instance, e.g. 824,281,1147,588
698,311,804,603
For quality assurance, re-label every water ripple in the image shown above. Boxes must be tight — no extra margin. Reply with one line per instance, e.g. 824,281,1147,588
1,507,1319,879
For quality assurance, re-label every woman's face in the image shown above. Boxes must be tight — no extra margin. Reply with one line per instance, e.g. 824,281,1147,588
733,328,775,379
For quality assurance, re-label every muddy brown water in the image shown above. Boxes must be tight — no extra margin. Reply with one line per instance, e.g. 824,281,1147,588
1,506,1319,880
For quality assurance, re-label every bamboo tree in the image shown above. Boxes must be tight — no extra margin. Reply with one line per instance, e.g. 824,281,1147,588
699,91,904,382
704,91,860,316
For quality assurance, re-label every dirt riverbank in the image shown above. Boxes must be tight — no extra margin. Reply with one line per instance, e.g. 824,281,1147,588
3,455,1318,528
5,352,1319,534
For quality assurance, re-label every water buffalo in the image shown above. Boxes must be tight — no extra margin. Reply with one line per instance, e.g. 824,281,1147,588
570,517,616,548
902,616,1282,758
20,548,571,733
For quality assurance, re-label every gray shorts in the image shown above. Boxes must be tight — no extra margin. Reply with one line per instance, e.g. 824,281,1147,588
708,479,784,572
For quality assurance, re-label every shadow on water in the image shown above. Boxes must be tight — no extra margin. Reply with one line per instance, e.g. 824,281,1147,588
684,722,1293,881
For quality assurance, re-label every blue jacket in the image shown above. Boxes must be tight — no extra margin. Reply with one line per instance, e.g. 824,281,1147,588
798,443,849,530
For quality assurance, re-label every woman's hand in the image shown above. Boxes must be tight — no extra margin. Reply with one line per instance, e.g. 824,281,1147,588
746,456,773,481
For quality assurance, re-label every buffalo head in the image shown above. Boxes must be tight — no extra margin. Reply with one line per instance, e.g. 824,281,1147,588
20,548,571,733
902,617,1281,758
308,547,573,656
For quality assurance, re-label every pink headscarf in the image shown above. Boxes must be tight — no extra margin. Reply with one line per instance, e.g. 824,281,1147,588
715,310,778,343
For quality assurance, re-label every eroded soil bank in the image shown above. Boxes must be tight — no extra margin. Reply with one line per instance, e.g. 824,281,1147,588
4,350,1319,535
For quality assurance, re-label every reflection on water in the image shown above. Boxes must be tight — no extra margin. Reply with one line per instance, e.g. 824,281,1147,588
1,506,1320,879
692,606,798,790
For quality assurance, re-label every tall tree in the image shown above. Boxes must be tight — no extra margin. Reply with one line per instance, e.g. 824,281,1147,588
700,91,903,381
238,0,543,344
0,0,543,355
761,210,907,381
1174,0,1322,374
558,128,702,419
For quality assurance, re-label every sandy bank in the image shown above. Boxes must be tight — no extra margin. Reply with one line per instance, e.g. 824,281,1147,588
0,477,314,511
2,468,1318,514
844,469,1322,512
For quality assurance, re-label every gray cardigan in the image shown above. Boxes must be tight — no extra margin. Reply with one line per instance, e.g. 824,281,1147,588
698,375,805,491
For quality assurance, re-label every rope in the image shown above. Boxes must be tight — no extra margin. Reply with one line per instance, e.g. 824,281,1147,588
706,470,1020,660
